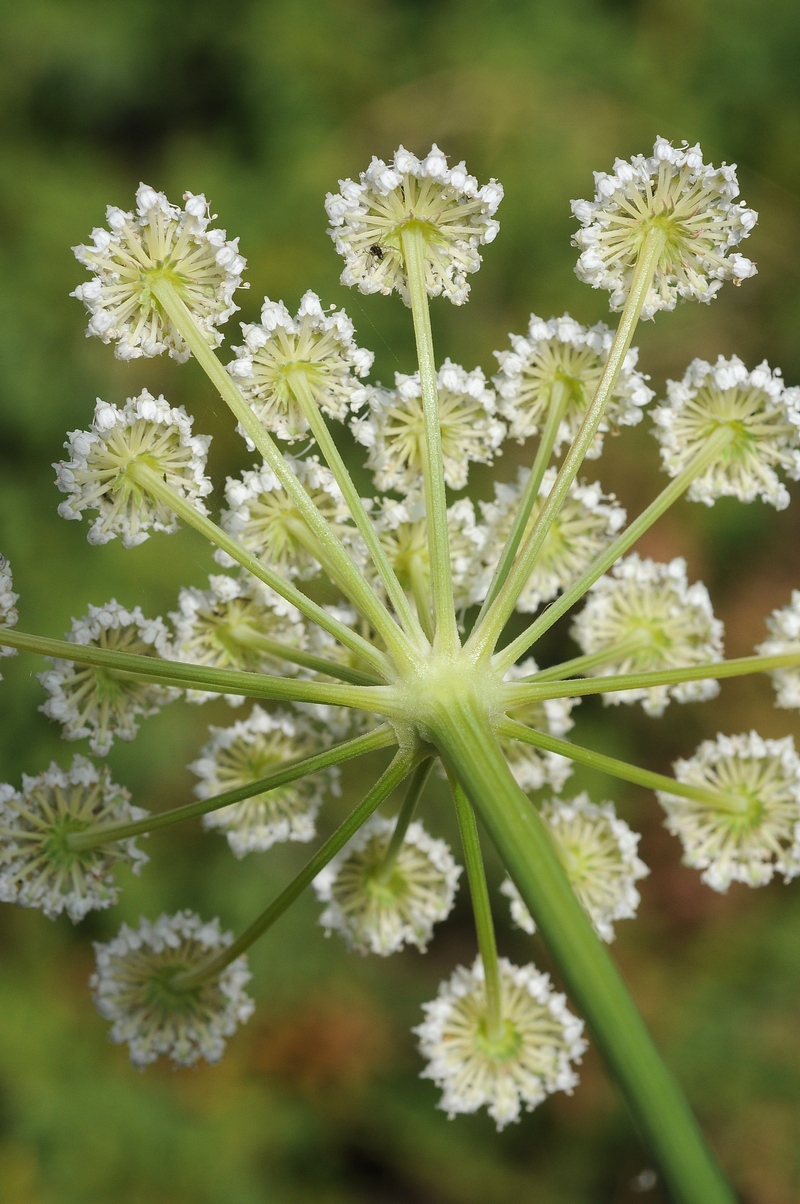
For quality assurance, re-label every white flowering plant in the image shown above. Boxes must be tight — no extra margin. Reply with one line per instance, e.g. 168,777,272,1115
1,138,796,1203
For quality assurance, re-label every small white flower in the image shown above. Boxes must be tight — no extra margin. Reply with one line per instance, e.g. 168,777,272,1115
0,755,148,923
572,137,758,318
72,184,246,361
227,291,373,442
326,145,502,305
415,956,586,1129
502,659,578,793
0,554,19,676
190,706,335,857
371,492,485,613
494,313,653,456
217,454,358,580
91,911,254,1067
478,468,626,612
313,813,461,955
571,555,724,716
757,591,800,709
171,575,307,705
351,361,504,493
501,794,648,942
657,731,800,890
55,391,212,547
39,600,177,755
652,356,800,509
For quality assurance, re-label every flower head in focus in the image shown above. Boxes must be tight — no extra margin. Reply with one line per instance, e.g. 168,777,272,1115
313,813,461,956
572,137,757,318
38,601,177,755
326,145,502,305
91,911,254,1066
352,361,504,493
502,795,648,942
653,356,800,509
55,392,212,547
657,731,800,890
227,291,373,443
72,184,246,361
0,756,147,922
494,313,653,456
757,591,800,709
570,555,724,716
190,706,334,857
478,469,626,612
415,957,586,1129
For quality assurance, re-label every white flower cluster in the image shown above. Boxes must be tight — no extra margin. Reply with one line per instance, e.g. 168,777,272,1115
313,813,461,956
326,144,503,305
72,184,246,361
502,795,648,942
502,659,578,794
190,706,334,857
352,360,504,493
652,356,800,509
658,731,800,890
415,957,586,1129
91,911,254,1067
227,291,373,443
217,454,357,580
0,555,18,677
0,756,148,922
572,137,757,318
39,600,177,755
571,555,724,716
55,391,212,547
757,592,800,709
171,574,307,705
478,468,626,612
494,313,653,456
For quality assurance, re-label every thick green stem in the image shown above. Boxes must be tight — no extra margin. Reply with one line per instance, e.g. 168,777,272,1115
151,279,417,669
400,225,459,652
494,425,735,675
230,626,380,686
67,726,396,850
170,747,419,990
126,460,389,677
497,719,738,810
475,378,570,624
289,371,427,646
374,757,434,883
0,627,398,715
468,227,668,662
450,778,504,1042
431,696,734,1204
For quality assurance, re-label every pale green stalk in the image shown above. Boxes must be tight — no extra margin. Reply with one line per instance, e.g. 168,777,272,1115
502,649,800,704
170,747,418,990
450,778,504,1042
518,634,656,683
474,377,569,623
468,227,668,662
288,370,427,645
373,757,434,883
0,627,396,714
67,726,396,851
494,425,734,675
126,460,389,677
497,718,741,811
400,226,459,651
151,279,417,669
226,625,380,686
428,694,734,1204
408,555,435,641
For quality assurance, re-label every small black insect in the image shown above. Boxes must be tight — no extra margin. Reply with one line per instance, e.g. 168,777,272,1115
369,244,385,261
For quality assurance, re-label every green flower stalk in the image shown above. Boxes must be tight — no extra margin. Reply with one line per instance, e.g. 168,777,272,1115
6,136,795,1204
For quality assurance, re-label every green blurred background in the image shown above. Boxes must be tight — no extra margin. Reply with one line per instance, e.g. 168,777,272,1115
1,1,800,1200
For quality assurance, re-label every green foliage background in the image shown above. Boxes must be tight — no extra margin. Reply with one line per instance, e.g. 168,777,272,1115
1,1,800,1200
